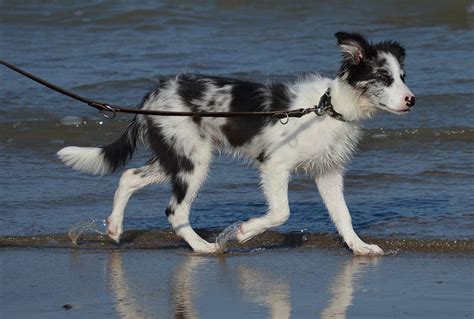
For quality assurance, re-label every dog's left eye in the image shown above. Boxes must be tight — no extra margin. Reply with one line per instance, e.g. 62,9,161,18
400,74,406,82
376,73,391,84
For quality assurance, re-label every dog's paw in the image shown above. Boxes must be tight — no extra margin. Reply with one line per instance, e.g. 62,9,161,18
236,224,252,243
195,243,220,254
351,242,384,256
107,217,123,243
236,222,260,243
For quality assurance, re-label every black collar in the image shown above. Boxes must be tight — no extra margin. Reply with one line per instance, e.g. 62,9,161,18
314,88,348,122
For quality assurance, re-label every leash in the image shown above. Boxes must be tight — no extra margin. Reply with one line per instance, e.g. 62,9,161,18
0,59,348,123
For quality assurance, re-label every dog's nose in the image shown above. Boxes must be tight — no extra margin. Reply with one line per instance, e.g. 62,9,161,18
405,95,416,107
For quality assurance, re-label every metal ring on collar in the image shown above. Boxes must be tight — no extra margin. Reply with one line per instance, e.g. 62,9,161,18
279,112,289,125
99,104,117,119
315,106,326,116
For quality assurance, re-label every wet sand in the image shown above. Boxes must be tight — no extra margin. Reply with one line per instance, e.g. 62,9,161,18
1,229,473,254
1,247,473,319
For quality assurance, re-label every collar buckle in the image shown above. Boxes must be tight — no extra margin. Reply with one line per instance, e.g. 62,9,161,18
315,89,331,116
314,88,348,122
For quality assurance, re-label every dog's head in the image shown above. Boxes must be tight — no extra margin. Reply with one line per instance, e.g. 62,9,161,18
335,32,415,115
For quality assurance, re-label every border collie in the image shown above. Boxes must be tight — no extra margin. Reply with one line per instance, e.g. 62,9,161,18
58,32,415,255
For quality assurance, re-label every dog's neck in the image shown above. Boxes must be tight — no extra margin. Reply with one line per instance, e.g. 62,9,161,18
328,78,376,122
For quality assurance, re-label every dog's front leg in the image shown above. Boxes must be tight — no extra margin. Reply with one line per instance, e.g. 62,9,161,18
236,165,291,243
315,168,384,256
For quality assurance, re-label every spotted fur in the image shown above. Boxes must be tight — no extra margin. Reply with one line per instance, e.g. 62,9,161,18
58,32,415,255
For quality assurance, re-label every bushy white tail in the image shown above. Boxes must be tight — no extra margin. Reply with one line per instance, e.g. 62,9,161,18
58,119,138,176
57,146,110,175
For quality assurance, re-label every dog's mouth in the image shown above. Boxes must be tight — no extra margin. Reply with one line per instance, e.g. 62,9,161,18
377,103,411,115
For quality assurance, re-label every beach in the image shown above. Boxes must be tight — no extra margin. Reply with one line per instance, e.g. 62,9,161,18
1,246,472,319
1,1,473,318
2,231,473,318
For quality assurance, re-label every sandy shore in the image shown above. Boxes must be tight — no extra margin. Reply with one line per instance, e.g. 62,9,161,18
1,247,473,319
1,229,473,254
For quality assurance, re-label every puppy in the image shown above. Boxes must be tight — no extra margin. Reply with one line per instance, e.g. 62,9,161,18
58,32,415,255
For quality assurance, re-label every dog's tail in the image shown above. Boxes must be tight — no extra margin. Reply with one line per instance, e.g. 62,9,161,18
57,117,139,176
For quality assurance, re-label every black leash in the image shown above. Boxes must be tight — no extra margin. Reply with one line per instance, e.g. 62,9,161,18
0,59,348,122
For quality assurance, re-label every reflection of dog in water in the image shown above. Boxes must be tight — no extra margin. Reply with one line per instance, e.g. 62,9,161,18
321,257,380,319
59,32,415,255
238,265,291,318
106,253,379,319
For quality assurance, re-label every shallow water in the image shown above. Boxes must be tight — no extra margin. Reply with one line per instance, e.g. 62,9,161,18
1,248,473,318
1,1,473,243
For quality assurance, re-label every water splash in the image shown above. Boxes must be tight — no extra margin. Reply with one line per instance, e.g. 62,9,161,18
68,219,108,245
383,248,400,256
215,222,242,254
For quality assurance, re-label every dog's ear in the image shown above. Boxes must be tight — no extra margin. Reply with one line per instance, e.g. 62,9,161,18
335,32,370,65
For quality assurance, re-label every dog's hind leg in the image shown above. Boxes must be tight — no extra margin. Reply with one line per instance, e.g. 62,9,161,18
236,164,291,243
166,151,218,253
107,164,168,242
315,168,384,256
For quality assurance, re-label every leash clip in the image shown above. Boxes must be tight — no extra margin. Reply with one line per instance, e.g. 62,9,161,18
99,104,117,119
89,102,117,119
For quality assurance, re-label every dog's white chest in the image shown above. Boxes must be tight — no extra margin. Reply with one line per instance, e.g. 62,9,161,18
286,117,362,174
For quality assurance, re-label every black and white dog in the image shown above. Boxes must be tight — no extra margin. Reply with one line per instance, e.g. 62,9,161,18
58,32,415,255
